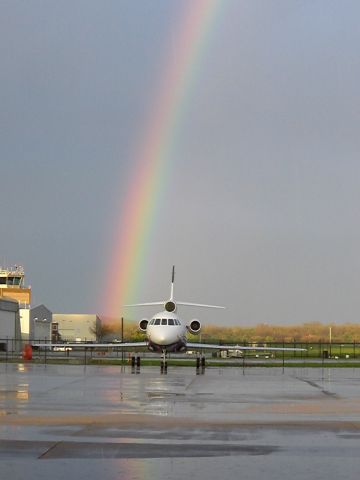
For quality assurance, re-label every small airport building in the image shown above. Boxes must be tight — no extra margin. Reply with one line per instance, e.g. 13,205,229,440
30,304,52,342
0,297,22,351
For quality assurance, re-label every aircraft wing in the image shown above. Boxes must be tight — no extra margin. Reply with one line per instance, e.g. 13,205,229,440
31,342,148,348
186,342,306,352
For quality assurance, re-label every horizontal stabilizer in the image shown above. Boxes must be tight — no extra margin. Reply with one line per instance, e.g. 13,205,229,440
177,302,225,309
123,302,164,307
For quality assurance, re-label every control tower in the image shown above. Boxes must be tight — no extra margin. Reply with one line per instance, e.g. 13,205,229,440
0,265,31,305
0,265,31,338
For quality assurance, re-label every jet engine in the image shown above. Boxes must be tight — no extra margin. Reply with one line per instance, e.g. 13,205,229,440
187,319,201,335
139,319,149,332
164,300,176,312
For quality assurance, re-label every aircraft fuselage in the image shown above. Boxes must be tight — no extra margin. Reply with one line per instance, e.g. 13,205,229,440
146,310,187,353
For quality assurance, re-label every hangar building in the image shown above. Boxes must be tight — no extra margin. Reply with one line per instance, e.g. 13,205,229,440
0,297,22,351
52,314,100,342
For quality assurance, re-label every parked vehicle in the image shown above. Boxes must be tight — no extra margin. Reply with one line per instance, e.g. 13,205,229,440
53,346,72,352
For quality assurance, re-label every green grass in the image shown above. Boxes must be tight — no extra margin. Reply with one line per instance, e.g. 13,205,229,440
3,356,360,368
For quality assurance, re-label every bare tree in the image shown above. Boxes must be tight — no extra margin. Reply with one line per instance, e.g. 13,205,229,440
89,321,115,341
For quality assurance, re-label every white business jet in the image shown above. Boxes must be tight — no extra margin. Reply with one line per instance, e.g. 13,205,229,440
32,266,305,366
125,265,224,355
123,266,305,364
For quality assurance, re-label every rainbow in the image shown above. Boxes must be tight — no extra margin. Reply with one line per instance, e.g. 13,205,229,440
101,0,221,318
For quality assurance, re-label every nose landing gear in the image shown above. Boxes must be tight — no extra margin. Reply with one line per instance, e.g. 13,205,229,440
160,350,167,375
160,350,168,374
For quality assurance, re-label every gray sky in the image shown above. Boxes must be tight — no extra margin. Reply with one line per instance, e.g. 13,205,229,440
1,0,360,325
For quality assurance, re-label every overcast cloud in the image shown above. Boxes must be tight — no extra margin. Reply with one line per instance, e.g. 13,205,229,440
1,0,360,325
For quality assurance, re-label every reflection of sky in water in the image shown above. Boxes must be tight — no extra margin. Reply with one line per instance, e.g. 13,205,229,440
0,383,29,405
52,456,358,480
0,363,30,415
17,363,27,373
16,388,29,401
0,456,358,480
0,365,359,479
99,374,177,416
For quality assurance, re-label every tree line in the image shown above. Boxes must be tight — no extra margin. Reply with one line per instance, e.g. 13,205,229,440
96,320,360,343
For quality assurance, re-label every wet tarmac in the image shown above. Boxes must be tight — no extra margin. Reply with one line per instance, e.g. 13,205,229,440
1,363,360,479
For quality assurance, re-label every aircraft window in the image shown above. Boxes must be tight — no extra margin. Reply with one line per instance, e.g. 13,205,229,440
149,319,154,325
168,319,174,325
154,319,161,325
161,319,167,325
174,319,178,325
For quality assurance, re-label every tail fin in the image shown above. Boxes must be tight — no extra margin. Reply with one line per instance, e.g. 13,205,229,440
170,265,175,300
124,265,225,310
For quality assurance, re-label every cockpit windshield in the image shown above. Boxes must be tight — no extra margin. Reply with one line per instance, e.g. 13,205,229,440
150,318,180,326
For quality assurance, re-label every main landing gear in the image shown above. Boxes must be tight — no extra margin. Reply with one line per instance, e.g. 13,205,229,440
131,355,141,367
131,355,141,374
196,353,206,374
